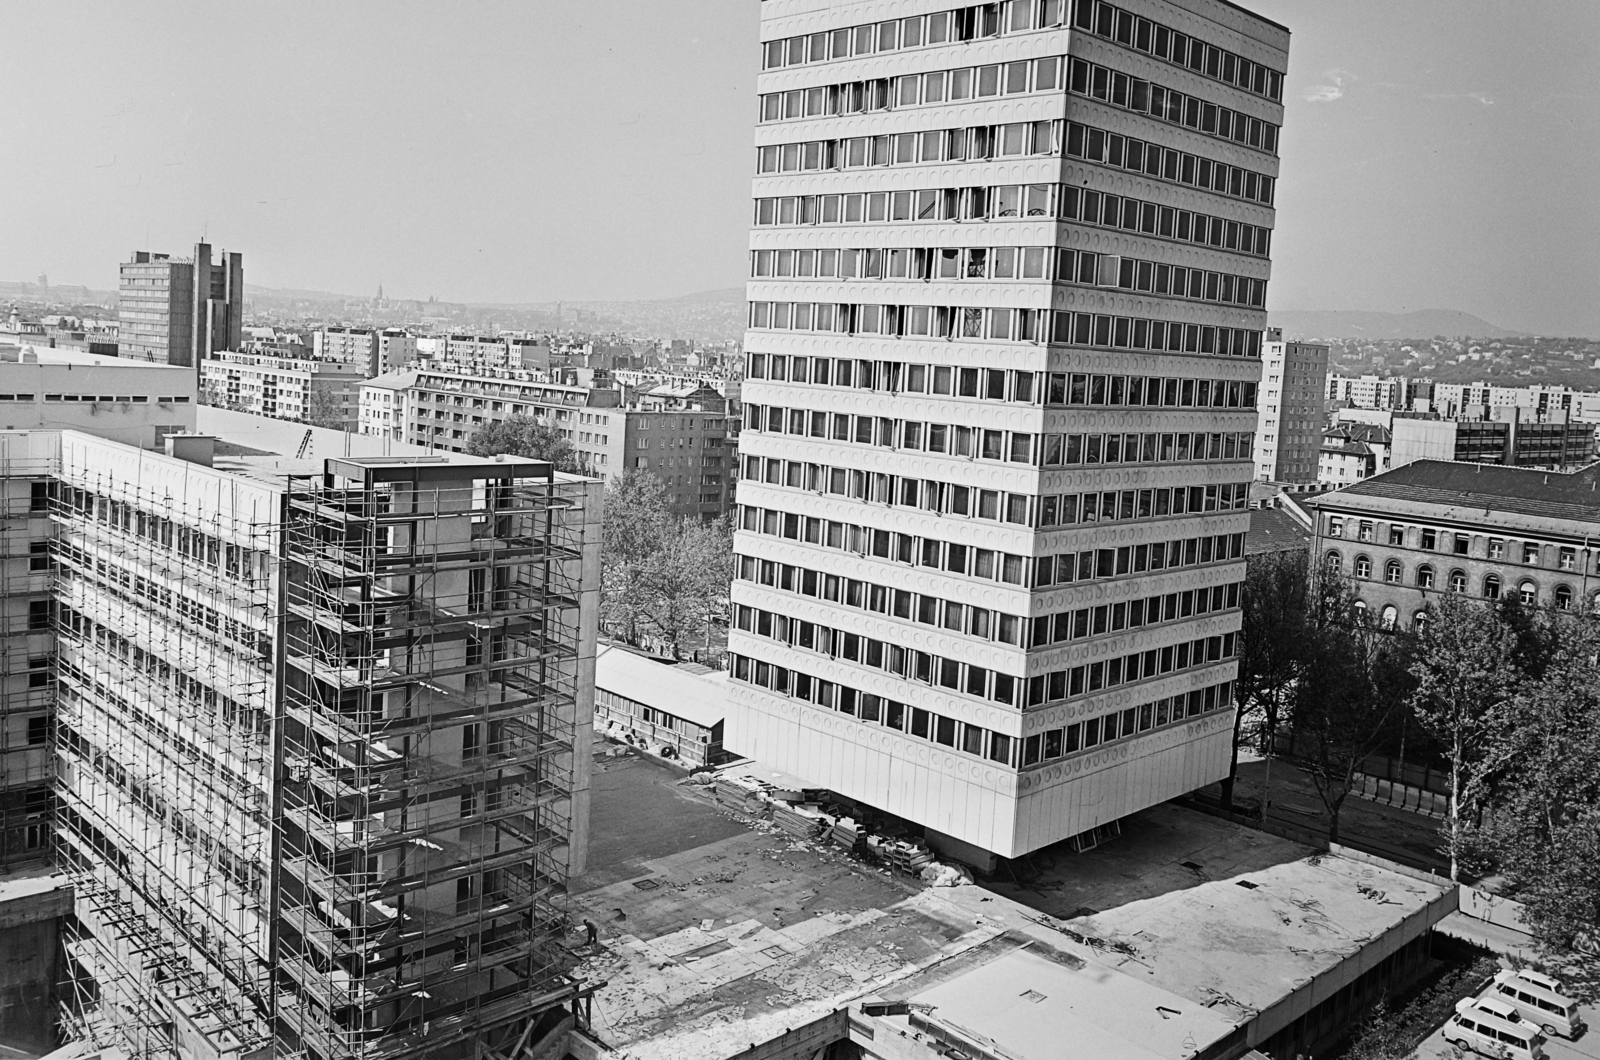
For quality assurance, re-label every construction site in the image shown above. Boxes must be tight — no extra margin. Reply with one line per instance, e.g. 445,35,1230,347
0,426,602,1060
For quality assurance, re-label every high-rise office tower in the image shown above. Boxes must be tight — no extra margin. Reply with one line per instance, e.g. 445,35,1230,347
729,0,1287,862
2,429,600,1060
1253,332,1328,485
118,243,242,379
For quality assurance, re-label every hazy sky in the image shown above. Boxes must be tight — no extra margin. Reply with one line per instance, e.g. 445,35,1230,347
2,1,1597,334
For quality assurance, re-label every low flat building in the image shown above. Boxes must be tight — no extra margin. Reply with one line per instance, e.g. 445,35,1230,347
1311,459,1600,629
0,343,196,448
594,645,727,767
1390,408,1597,471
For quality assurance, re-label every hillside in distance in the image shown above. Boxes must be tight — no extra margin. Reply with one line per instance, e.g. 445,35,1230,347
1269,309,1524,341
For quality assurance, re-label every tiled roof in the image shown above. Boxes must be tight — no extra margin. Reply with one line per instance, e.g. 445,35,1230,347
1315,460,1600,524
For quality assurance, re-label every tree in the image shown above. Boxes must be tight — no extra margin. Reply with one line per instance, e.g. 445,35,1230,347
305,381,349,430
1230,549,1312,811
466,414,577,471
599,471,673,644
1408,591,1519,880
1289,572,1415,844
632,517,732,660
1345,998,1408,1060
1459,616,1600,997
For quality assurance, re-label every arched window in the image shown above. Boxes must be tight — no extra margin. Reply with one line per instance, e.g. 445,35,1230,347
1354,555,1372,579
1449,570,1467,593
1518,581,1537,606
1353,599,1368,622
1483,575,1501,600
1380,604,1398,629
1414,611,1429,632
1325,550,1342,572
1417,565,1435,589
1385,560,1402,584
1555,585,1573,611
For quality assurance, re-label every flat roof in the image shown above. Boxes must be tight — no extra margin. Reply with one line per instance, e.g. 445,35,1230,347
1315,458,1600,524
595,645,729,729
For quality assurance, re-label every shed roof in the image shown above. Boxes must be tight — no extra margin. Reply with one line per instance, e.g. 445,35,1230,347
595,645,729,729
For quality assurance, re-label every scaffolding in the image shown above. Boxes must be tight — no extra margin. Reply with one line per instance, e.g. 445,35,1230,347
273,457,591,1060
48,443,280,1060
0,449,58,874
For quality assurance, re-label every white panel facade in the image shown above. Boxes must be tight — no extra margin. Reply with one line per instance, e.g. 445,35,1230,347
728,0,1288,858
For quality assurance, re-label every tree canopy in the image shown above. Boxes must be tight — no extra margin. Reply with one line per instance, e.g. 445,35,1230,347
465,415,577,471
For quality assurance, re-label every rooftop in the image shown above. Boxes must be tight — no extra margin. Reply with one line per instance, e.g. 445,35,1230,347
1316,458,1600,524
1244,506,1312,556
569,753,1450,1060
595,645,729,729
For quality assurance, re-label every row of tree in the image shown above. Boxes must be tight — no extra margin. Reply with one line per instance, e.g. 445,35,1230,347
1236,549,1599,992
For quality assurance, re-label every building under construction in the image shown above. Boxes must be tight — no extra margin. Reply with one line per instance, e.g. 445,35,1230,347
0,428,601,1060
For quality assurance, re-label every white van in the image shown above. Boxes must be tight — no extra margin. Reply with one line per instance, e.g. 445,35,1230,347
1444,997,1545,1059
1488,969,1582,1039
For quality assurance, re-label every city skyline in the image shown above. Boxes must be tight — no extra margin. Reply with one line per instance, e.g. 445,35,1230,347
1,0,1597,335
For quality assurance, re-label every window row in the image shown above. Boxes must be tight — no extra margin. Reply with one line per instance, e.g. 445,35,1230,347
1032,579,1239,649
1067,56,1279,155
1326,516,1595,572
1022,682,1236,766
751,244,1266,309
762,2,1067,71
759,56,1065,123
736,605,1019,699
56,485,272,587
757,120,1061,174
752,187,1273,261
1066,120,1274,206
1040,430,1257,467
1038,484,1250,531
740,524,1026,584
729,651,1232,773
1326,552,1588,611
747,354,1260,413
747,302,1264,357
1074,0,1282,101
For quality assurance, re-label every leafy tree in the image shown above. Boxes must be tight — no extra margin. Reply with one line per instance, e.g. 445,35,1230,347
599,471,673,644
1230,549,1311,811
1408,591,1519,880
466,414,577,471
1461,616,1600,996
1345,998,1407,1060
305,381,349,430
1289,572,1415,844
632,517,732,660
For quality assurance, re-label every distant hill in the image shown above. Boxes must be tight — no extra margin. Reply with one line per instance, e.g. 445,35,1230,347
666,287,745,305
1270,309,1525,341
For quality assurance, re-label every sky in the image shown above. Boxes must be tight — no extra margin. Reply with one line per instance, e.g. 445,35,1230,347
1,1,1597,334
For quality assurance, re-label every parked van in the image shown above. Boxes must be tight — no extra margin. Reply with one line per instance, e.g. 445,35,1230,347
1489,969,1582,1039
1445,997,1545,1060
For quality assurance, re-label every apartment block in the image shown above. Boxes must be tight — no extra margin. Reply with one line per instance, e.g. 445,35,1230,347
361,366,736,519
202,350,366,430
312,326,378,371
1252,335,1326,485
1427,381,1600,424
3,428,600,1060
1313,460,1600,630
729,0,1285,861
1325,373,1406,411
118,243,243,379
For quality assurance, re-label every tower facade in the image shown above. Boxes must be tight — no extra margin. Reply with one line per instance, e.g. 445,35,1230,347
1253,334,1328,485
728,0,1287,859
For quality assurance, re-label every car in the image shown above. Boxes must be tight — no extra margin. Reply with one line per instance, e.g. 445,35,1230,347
1445,997,1546,1060
1488,969,1583,1039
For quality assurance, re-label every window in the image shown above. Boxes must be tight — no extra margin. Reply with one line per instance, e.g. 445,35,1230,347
1327,516,1344,536
1354,555,1372,579
1448,570,1467,593
1518,581,1536,606
1555,585,1573,610
1388,526,1405,546
1559,547,1576,571
1453,535,1470,556
1483,575,1501,600
1324,550,1341,572
1522,543,1540,565
26,600,50,630
1358,521,1374,542
1417,565,1434,589
1422,528,1437,550
1488,539,1505,559
27,716,47,745
1380,605,1398,630
1384,560,1401,584
1414,611,1429,631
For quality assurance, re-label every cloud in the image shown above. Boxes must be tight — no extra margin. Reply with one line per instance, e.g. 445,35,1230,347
1423,91,1495,106
1306,69,1354,103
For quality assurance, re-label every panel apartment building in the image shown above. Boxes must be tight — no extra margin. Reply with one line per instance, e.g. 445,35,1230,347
360,366,736,519
0,429,601,1060
1252,333,1326,486
729,0,1286,861
118,244,243,378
